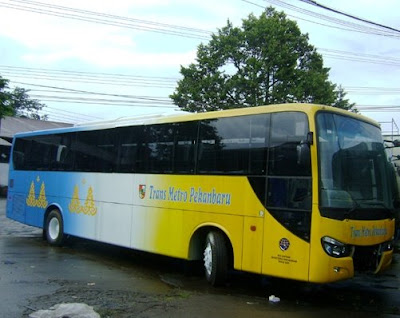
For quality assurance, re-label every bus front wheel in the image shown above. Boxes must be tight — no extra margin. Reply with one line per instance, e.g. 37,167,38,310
203,231,228,286
45,209,64,246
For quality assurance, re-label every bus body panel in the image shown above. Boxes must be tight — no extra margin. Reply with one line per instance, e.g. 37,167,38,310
309,217,395,283
319,217,394,246
242,216,264,273
131,174,263,271
262,212,310,281
378,250,393,273
7,170,269,273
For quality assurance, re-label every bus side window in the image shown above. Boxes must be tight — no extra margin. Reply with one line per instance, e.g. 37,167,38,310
60,135,74,171
117,126,143,173
266,112,312,241
12,138,29,170
55,144,70,170
198,116,252,175
141,124,175,173
74,129,117,172
268,112,310,177
174,121,197,173
249,114,270,175
56,145,65,162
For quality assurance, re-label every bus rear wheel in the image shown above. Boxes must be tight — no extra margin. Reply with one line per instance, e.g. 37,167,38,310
45,209,64,246
203,231,228,286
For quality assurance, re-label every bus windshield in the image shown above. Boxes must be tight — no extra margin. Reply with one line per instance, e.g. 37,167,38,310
317,112,394,220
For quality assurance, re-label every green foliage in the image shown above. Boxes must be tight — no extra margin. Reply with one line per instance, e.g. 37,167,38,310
333,85,357,112
0,77,14,119
0,75,46,119
171,7,355,112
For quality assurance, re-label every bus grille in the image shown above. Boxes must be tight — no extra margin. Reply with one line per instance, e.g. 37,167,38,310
353,245,380,272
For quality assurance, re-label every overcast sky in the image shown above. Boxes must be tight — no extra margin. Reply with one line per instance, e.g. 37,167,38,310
0,0,399,135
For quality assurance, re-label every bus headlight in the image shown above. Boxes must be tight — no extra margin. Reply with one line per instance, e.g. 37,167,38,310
321,236,353,258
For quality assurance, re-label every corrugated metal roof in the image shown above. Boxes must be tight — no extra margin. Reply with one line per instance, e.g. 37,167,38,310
0,116,72,142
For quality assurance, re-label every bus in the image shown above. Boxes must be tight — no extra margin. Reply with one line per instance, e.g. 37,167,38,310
6,103,396,285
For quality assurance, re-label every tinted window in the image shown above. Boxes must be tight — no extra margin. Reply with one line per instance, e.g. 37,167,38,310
198,114,269,175
118,126,144,173
13,138,29,170
54,134,74,171
174,121,197,173
13,135,63,170
249,114,270,175
73,129,117,172
268,112,310,176
137,124,175,173
266,112,312,241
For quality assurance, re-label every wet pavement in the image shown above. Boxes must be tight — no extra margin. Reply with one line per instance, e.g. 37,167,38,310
1,197,400,317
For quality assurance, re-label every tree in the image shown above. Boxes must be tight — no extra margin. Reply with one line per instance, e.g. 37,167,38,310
0,76,13,119
0,75,47,119
170,8,355,112
333,85,357,112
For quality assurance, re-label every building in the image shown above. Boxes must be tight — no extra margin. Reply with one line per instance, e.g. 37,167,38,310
0,116,72,195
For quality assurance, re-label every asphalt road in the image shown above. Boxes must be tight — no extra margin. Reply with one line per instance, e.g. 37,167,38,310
1,198,400,318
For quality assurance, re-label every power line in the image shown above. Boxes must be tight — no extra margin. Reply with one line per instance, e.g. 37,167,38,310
33,97,176,108
44,106,103,120
1,1,398,68
299,0,400,34
357,105,400,114
39,107,98,123
5,78,179,121
345,86,400,96
0,65,179,81
243,0,400,38
270,0,399,37
3,41,400,82
0,0,212,40
358,105,400,110
8,80,177,108
318,48,400,67
0,66,178,89
9,80,174,103
2,0,399,42
30,94,175,106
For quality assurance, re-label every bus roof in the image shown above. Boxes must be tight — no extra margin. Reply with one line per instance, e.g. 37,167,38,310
13,103,380,138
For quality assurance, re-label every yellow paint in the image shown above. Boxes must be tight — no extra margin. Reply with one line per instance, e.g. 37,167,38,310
262,212,310,281
26,178,48,209
377,251,393,273
137,175,261,271
68,184,98,216
308,213,395,283
242,216,264,273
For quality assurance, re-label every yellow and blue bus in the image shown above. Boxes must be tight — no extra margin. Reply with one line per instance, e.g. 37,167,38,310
6,104,396,285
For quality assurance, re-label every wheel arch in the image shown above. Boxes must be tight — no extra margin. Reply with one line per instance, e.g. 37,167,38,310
188,224,234,268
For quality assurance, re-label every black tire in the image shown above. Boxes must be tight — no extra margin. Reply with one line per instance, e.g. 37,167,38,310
45,209,64,246
203,231,228,286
